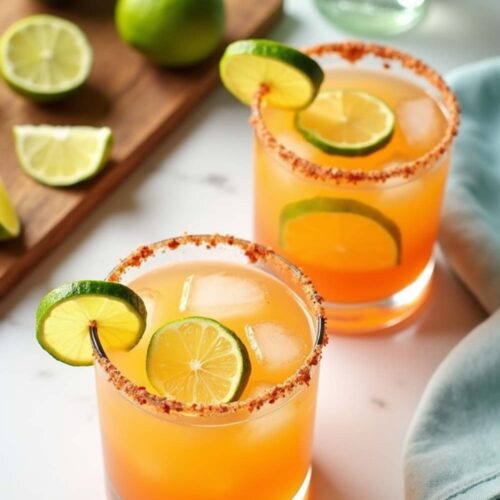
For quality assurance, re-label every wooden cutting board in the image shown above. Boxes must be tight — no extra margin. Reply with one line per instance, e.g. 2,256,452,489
0,0,283,299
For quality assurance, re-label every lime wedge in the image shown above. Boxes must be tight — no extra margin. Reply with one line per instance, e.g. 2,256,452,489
220,39,324,109
295,89,395,156
14,125,113,187
0,179,21,241
280,197,401,271
36,280,147,366
0,15,92,102
147,317,251,404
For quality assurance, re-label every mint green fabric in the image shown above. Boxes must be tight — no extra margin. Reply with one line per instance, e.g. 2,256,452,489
404,58,500,500
440,58,500,314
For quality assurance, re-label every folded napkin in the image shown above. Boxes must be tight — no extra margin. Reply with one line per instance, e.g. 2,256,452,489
404,58,500,500
440,58,500,314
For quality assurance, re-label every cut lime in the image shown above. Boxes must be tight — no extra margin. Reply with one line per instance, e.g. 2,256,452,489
0,179,21,241
0,15,92,102
14,125,113,187
147,316,251,404
280,197,401,271
36,280,147,366
220,39,324,109
295,89,395,156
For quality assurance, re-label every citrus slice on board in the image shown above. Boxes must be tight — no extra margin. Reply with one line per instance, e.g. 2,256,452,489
0,179,21,241
0,15,93,101
279,197,401,271
295,89,395,156
220,39,324,109
14,125,113,187
36,281,147,366
147,317,251,404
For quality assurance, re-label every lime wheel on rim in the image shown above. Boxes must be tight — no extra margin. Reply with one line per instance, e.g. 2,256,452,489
220,39,324,109
36,280,147,366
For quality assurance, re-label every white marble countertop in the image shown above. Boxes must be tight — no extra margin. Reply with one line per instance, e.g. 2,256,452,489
0,1,497,498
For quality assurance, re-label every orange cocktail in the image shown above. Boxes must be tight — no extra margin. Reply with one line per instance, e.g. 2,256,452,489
253,42,459,333
94,235,325,500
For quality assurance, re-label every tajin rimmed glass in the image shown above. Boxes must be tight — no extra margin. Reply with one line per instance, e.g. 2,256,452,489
93,234,326,500
252,41,460,334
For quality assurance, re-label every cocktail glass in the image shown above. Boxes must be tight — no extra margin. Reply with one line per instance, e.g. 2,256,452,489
253,42,460,333
93,234,326,499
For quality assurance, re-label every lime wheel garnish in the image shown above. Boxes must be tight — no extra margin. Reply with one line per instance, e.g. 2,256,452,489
295,89,395,156
147,316,251,404
220,39,324,109
280,197,401,271
36,280,147,366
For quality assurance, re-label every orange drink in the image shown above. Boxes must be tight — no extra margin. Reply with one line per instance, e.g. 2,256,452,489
93,235,326,500
252,42,460,332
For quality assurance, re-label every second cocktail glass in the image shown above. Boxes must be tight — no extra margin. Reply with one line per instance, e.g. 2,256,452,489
252,42,459,333
93,235,326,499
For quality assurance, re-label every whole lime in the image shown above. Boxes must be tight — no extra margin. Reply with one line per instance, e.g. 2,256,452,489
115,0,225,67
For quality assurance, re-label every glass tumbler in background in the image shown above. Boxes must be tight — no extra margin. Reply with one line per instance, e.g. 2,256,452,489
253,42,460,333
315,0,429,36
93,235,326,500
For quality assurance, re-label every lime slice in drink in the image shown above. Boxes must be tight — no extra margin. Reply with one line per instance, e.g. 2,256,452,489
14,125,113,187
295,89,395,156
0,15,93,101
36,281,147,366
220,39,324,109
280,197,401,271
0,179,21,241
147,317,251,404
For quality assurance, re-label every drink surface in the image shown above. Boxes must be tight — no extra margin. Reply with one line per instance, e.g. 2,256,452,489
263,67,448,171
109,260,315,398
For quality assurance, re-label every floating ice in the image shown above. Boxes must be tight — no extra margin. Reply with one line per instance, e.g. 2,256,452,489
245,322,306,370
397,96,443,151
246,382,274,399
179,273,268,317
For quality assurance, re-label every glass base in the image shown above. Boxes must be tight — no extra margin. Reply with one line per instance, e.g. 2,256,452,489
107,466,312,500
325,258,434,335
315,0,428,36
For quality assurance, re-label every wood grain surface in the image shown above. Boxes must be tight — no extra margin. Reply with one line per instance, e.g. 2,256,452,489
0,0,283,299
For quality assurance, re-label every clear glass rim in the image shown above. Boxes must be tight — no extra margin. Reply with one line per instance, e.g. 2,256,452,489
93,234,327,417
250,41,460,185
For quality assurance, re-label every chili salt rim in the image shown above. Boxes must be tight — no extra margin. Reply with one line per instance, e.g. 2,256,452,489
250,41,460,184
93,234,327,416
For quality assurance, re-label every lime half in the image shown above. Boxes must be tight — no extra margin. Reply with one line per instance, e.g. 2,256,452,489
0,179,21,241
147,317,251,404
280,197,401,271
14,125,113,187
0,15,93,101
295,89,395,156
36,280,147,366
220,39,324,109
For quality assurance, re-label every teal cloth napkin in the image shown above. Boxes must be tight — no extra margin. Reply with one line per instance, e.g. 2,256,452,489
404,58,500,500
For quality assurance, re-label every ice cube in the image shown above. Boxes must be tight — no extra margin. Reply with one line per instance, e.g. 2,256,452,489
246,322,307,371
180,273,268,317
397,96,443,151
245,385,297,439
136,287,161,316
246,382,274,399
136,287,163,329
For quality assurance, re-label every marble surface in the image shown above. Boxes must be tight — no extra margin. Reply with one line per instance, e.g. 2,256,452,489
0,0,497,498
